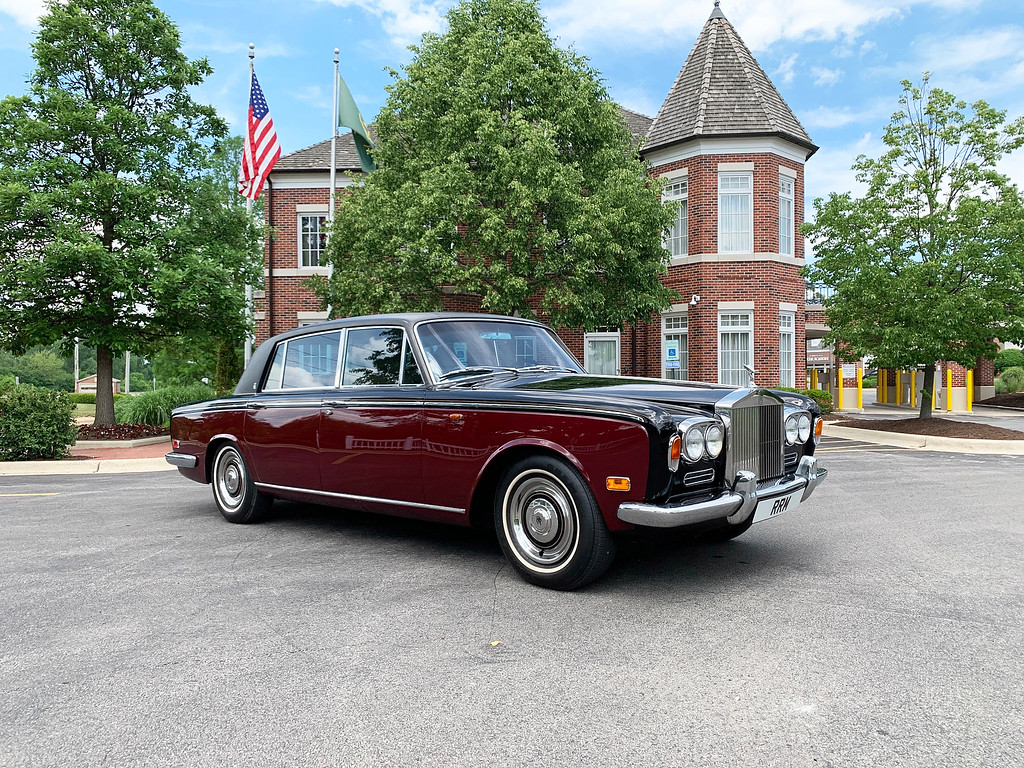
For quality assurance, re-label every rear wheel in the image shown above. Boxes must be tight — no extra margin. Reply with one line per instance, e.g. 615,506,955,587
211,443,272,523
494,456,616,590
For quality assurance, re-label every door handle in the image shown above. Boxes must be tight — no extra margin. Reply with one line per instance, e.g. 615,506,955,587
247,401,266,410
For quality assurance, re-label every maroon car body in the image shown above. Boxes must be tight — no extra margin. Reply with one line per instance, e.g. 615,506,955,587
167,313,827,589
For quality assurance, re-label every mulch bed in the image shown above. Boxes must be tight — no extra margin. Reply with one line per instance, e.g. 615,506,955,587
977,392,1024,409
77,424,170,441
833,417,1024,440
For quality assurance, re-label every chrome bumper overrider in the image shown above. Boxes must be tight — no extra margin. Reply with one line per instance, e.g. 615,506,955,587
617,456,827,529
165,452,198,469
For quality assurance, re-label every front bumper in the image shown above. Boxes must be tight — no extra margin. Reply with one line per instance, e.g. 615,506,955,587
617,455,827,529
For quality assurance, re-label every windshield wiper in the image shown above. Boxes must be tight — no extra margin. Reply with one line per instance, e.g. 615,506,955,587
437,366,518,381
516,365,581,374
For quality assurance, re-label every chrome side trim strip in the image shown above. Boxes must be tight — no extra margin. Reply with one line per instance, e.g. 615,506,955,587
253,482,466,515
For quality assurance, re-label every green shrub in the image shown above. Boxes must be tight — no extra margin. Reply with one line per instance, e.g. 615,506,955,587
999,366,1024,394
861,375,878,388
774,386,834,414
994,349,1024,374
0,386,77,461
70,392,96,404
994,377,1008,395
116,384,215,426
0,374,17,393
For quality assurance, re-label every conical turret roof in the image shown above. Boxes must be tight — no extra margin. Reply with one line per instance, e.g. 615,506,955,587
644,2,816,156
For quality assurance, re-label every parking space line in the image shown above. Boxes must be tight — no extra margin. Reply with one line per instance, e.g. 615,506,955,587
0,492,60,497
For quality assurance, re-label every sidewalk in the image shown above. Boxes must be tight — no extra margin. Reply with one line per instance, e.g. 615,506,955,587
0,439,174,476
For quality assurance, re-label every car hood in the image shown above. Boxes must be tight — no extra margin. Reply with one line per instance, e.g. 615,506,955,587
457,372,820,416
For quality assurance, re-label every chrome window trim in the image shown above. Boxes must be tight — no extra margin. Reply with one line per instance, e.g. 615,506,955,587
338,325,421,389
412,317,584,386
254,482,465,515
260,328,344,393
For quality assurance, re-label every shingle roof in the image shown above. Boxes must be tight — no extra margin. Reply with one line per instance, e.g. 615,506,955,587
272,108,652,172
272,126,379,174
644,3,816,156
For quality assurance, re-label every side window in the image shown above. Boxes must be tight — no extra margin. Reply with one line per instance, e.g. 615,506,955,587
343,327,405,386
402,337,423,385
264,344,287,390
261,332,342,391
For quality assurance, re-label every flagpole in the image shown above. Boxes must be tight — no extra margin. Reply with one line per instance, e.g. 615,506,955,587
329,49,339,222
244,43,255,367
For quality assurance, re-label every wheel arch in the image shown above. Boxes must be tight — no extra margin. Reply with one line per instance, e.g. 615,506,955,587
467,441,588,530
204,435,244,485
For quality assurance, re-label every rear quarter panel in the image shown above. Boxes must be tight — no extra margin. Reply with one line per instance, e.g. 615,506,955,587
169,405,248,484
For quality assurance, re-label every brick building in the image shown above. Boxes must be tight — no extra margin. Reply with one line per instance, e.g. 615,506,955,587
254,2,817,387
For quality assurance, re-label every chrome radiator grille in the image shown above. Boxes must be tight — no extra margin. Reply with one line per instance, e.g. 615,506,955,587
717,390,785,484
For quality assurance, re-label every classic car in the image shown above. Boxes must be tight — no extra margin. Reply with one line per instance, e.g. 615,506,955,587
167,313,828,590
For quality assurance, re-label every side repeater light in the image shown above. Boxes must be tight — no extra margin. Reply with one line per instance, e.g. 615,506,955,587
606,477,631,492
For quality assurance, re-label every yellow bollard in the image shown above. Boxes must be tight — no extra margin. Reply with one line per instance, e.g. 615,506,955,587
896,369,903,405
910,369,917,409
946,368,953,412
879,368,887,404
836,367,844,411
967,369,974,412
857,367,863,410
811,368,818,390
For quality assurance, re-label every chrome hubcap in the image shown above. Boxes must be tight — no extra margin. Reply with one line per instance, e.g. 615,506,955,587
216,450,245,511
504,470,579,570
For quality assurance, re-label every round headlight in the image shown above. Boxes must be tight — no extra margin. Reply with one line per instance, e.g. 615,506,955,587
785,414,799,445
684,426,705,461
704,423,724,458
797,413,812,443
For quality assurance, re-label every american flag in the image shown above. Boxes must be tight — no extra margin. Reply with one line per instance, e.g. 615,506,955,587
238,70,281,201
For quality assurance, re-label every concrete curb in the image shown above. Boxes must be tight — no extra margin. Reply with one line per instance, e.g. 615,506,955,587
74,436,170,449
0,458,174,476
823,423,1024,455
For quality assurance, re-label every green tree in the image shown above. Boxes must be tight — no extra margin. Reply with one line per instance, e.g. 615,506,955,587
0,0,260,425
803,75,1024,418
309,0,676,329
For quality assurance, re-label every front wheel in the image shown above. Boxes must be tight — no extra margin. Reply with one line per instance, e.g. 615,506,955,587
494,456,616,590
211,443,272,524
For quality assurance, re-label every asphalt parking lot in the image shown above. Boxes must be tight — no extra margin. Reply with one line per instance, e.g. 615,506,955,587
1,438,1022,767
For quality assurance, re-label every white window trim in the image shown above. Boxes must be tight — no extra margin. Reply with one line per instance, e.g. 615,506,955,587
717,310,754,386
584,331,621,375
779,174,795,257
661,312,688,380
779,311,796,388
718,172,753,255
662,177,688,259
298,210,329,269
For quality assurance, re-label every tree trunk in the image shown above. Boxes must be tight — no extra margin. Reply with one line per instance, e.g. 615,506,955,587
918,365,935,419
94,345,116,426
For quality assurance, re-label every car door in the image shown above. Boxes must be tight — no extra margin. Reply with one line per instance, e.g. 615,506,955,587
318,326,427,514
244,329,342,493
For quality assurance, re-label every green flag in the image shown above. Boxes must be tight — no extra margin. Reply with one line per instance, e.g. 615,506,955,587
337,72,375,173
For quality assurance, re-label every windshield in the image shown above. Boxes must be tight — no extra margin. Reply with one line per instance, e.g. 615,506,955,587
415,319,584,381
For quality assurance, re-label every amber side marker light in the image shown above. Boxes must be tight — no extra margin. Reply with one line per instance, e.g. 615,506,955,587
606,477,631,492
814,418,824,444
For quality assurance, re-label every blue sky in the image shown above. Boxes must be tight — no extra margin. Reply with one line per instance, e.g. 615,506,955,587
2,0,1024,208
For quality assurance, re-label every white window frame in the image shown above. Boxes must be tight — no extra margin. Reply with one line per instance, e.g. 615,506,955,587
718,311,754,386
718,172,753,254
779,311,795,387
779,175,794,256
661,312,688,380
584,330,620,376
663,179,688,258
299,212,329,268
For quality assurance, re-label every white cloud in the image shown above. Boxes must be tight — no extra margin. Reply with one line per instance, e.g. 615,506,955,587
180,26,291,59
0,0,43,27
314,0,449,48
774,54,799,85
542,0,973,53
804,131,882,202
811,67,842,87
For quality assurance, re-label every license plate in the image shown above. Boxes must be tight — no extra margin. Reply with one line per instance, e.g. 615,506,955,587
752,489,802,524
